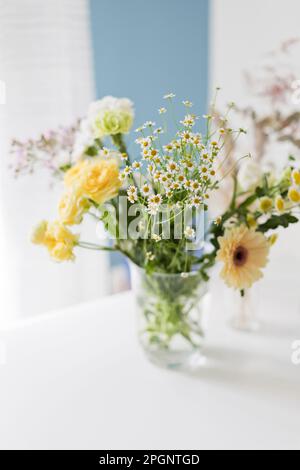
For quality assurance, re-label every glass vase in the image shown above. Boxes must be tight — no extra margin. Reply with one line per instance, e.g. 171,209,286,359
130,263,209,369
230,288,260,332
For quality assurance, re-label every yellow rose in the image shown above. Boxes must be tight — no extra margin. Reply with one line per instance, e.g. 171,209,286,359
78,158,121,205
31,220,78,262
58,190,90,225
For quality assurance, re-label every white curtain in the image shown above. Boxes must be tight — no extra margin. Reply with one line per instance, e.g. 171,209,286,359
0,0,109,324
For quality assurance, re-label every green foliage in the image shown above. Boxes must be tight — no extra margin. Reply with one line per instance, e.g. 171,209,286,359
257,213,298,233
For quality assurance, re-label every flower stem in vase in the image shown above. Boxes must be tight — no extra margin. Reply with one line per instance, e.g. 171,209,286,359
230,288,260,332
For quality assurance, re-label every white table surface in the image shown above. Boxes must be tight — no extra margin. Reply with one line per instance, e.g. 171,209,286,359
0,282,300,450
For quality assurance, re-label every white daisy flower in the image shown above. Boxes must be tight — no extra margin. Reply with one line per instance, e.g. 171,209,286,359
191,181,201,192
141,184,151,196
163,143,174,153
180,114,195,127
123,165,132,175
144,121,156,128
146,251,155,261
151,233,161,242
149,194,163,206
167,160,178,173
190,196,202,208
182,100,193,108
163,93,176,99
158,107,167,114
132,161,142,170
184,226,195,239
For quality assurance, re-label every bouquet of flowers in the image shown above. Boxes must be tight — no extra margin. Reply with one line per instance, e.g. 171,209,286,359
11,92,300,367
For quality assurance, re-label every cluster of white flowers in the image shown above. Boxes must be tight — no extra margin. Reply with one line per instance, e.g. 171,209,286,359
119,95,232,218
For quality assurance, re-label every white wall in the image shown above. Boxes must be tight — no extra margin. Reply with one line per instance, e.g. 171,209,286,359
0,0,109,325
211,0,300,283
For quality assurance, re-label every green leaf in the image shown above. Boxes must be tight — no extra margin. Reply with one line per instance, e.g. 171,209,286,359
257,213,299,233
85,146,98,157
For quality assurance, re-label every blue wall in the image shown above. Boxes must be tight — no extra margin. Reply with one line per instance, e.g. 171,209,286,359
89,0,210,274
90,0,209,140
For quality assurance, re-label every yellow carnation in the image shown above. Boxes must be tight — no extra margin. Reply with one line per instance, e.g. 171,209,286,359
58,190,90,225
292,169,300,186
259,197,273,213
217,225,270,290
31,221,48,244
288,187,300,203
64,160,89,188
31,220,78,262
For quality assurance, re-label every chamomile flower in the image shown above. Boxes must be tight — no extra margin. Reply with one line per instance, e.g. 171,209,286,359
163,93,176,99
147,164,155,174
154,127,163,135
292,169,300,186
127,187,138,203
171,182,180,190
192,135,202,145
167,160,179,173
153,172,162,181
185,180,192,190
149,194,163,206
259,197,273,213
147,204,159,215
182,100,193,107
184,226,196,239
141,184,151,196
120,153,128,161
181,114,195,127
160,174,169,185
149,148,159,159
275,195,285,212
158,107,167,114
127,185,137,195
119,172,127,182
101,147,110,157
135,126,145,133
191,180,201,192
183,160,194,171
139,137,151,149
141,148,150,159
144,121,156,128
132,161,142,170
146,251,155,261
152,233,161,242
181,130,192,143
123,166,132,175
288,187,300,203
190,196,202,208
177,174,186,185
163,143,174,153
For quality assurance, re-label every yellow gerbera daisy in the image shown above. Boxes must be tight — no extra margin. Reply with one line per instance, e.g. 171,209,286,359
216,225,270,290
